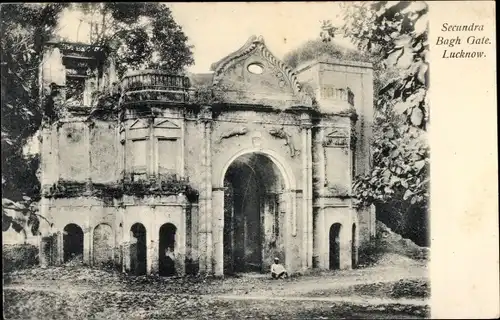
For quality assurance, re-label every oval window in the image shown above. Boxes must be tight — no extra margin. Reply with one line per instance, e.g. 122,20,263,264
247,63,264,75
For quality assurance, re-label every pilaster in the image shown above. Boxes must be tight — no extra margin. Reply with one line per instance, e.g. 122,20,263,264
300,112,313,269
212,188,225,276
198,105,213,274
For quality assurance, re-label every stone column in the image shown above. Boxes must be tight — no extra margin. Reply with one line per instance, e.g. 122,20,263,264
177,204,188,276
198,105,213,274
306,126,313,268
340,229,352,270
148,118,154,176
84,122,92,191
57,231,64,265
198,116,207,273
51,125,60,182
38,197,51,267
316,126,328,269
122,227,131,273
39,236,52,267
282,190,293,273
300,113,313,269
150,211,159,275
118,124,125,179
83,226,92,265
300,124,308,269
146,215,154,275
40,128,53,185
212,188,225,276
205,117,213,274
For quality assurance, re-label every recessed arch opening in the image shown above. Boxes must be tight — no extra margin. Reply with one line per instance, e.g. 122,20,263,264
159,223,177,276
130,223,147,275
63,223,84,263
329,223,342,270
222,152,287,274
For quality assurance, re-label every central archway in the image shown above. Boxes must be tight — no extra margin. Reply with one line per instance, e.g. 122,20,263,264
222,152,288,274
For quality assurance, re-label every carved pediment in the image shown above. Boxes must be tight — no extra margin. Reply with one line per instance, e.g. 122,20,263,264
129,119,150,130
154,118,179,129
210,36,312,108
323,127,349,147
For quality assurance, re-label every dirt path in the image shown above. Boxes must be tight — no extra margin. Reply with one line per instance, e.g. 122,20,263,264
4,264,430,319
261,272,425,296
3,284,427,306
217,263,428,297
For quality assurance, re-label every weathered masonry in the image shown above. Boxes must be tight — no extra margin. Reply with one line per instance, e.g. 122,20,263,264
37,36,375,276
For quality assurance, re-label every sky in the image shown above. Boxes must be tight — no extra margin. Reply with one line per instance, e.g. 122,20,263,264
55,2,356,73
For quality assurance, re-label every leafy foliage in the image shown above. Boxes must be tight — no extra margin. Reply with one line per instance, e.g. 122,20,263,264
73,3,194,77
2,244,39,273
353,110,429,206
283,39,371,70
1,3,69,235
317,1,430,245
340,1,429,128
1,3,194,235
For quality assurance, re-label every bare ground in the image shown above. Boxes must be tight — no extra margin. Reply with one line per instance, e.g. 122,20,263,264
3,255,429,319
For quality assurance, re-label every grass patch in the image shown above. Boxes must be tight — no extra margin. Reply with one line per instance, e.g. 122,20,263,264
304,278,430,300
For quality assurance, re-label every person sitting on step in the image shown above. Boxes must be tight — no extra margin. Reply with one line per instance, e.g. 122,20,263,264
271,257,288,279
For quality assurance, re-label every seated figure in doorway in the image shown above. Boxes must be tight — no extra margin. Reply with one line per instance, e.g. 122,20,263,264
271,258,288,279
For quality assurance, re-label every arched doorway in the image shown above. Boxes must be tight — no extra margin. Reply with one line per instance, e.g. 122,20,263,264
63,223,84,263
223,153,286,274
329,223,342,270
351,223,357,269
93,223,114,266
130,223,147,275
159,223,177,276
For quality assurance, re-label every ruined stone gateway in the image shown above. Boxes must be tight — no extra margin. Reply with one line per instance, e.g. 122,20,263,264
38,36,375,276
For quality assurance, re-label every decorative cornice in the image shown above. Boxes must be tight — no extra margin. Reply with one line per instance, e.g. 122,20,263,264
211,35,312,107
256,41,302,96
211,35,260,75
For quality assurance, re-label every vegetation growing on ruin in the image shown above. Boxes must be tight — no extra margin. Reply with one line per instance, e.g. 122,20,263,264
309,1,430,246
1,3,195,234
1,4,69,234
41,175,199,203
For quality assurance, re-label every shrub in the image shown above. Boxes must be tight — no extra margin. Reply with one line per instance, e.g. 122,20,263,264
390,279,430,299
357,237,385,266
2,244,39,273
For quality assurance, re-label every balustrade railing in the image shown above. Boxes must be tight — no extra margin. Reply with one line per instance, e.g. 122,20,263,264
121,70,190,93
120,70,191,104
320,85,355,106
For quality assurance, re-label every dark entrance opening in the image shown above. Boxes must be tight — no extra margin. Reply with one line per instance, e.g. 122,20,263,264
63,223,84,263
223,153,285,274
329,223,342,270
159,223,177,276
351,223,357,269
130,223,147,275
